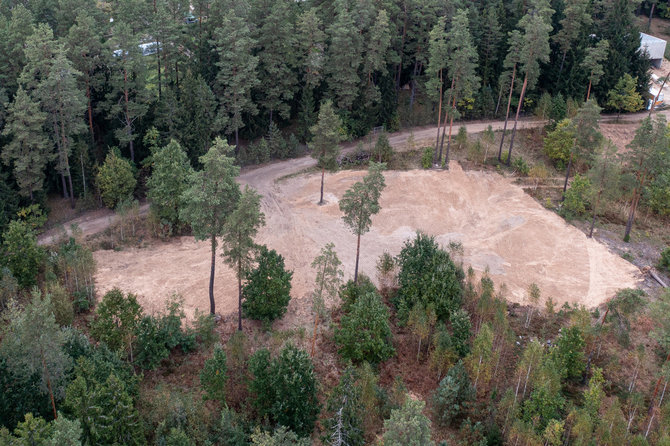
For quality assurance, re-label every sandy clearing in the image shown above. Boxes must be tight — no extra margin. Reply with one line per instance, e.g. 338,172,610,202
94,163,640,326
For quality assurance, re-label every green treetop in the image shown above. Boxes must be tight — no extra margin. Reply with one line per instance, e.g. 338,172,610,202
310,100,343,205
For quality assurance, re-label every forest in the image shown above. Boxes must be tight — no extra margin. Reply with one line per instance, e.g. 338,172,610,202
1,0,670,445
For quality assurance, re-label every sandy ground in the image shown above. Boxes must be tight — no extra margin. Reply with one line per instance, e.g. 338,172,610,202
94,163,640,325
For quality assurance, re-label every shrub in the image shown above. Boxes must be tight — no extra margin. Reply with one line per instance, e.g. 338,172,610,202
250,426,309,445
1,219,44,288
543,119,573,168
48,283,74,326
193,309,217,348
560,174,592,219
90,288,142,354
394,232,464,324
248,344,320,437
646,171,670,216
382,397,433,446
242,246,293,326
421,147,433,169
512,157,530,176
432,361,474,426
659,247,670,272
373,132,394,163
215,407,248,446
339,274,377,311
96,151,136,209
454,126,468,152
200,344,227,403
335,291,395,364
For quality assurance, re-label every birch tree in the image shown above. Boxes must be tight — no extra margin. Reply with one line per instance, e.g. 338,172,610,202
310,243,343,356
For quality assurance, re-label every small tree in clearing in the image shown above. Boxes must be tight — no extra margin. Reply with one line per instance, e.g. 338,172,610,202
242,245,293,328
339,162,387,283
310,243,343,356
525,283,541,328
310,100,343,205
606,73,643,119
222,186,266,331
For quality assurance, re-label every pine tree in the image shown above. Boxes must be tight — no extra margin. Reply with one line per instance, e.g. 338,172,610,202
222,186,266,331
326,0,362,111
426,16,448,164
297,8,326,142
607,73,644,119
178,74,218,164
362,9,392,107
440,9,480,167
212,7,259,150
505,0,554,165
310,100,343,205
581,40,610,101
339,162,387,283
253,0,297,126
382,397,433,446
180,138,241,315
562,100,603,199
147,140,193,228
587,140,620,237
0,5,35,95
105,23,149,162
553,0,591,85
479,5,503,88
311,243,343,356
497,30,524,161
1,87,51,200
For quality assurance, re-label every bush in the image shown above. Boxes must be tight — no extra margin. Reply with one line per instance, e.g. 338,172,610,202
432,361,474,426
200,344,227,403
242,246,293,326
382,397,433,446
560,174,592,219
250,426,309,445
551,325,586,381
454,126,468,152
512,157,530,176
248,344,320,437
339,274,377,311
421,147,433,169
48,283,74,326
394,232,464,324
1,219,44,288
193,309,217,348
90,288,142,354
543,119,573,168
96,151,136,209
659,248,670,272
373,132,394,163
335,291,395,364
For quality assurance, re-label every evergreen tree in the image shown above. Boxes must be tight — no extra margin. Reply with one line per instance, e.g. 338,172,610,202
382,397,434,446
362,9,392,107
326,0,362,111
180,138,241,315
479,5,503,88
606,73,644,118
105,23,148,162
178,74,218,164
1,291,71,420
581,40,610,101
440,9,480,167
0,5,35,95
212,6,259,149
222,186,266,331
553,0,591,85
563,99,603,199
253,0,297,125
147,139,193,228
310,100,343,205
426,16,448,164
586,140,620,237
339,162,387,283
324,366,365,446
310,243,343,356
505,0,554,165
497,30,524,161
1,87,51,200
297,8,326,142
242,246,293,326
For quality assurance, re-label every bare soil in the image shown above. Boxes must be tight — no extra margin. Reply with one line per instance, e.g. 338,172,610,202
93,162,640,325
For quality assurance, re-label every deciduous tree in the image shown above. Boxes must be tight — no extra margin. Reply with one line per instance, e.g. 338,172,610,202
310,243,343,356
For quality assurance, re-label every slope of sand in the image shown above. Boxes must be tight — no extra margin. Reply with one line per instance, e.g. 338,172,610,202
94,164,640,324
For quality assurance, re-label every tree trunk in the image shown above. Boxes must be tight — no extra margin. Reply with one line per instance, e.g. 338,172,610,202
434,69,444,164
439,77,456,163
624,185,642,241
444,93,457,169
506,74,528,166
319,167,325,205
237,262,242,331
80,152,87,198
311,313,319,357
586,75,593,101
495,79,504,116
561,152,573,201
156,40,162,100
60,173,68,199
235,127,240,153
86,80,94,142
354,232,361,284
649,2,656,32
556,50,567,88
498,64,517,161
42,354,58,420
209,233,216,315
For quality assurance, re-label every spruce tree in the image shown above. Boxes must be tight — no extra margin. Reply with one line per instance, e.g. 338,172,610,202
211,6,259,150
362,9,392,107
479,5,503,88
326,0,362,111
147,140,193,228
1,87,51,201
178,74,218,164
553,0,591,85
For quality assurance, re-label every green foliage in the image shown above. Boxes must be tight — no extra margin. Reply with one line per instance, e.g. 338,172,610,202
193,310,217,348
450,309,472,357
90,288,142,355
372,132,394,163
651,289,670,354
147,139,193,229
335,291,395,364
512,157,530,176
48,283,74,327
0,413,83,446
561,174,592,219
310,100,343,171
521,386,565,432
432,361,474,426
248,344,319,437
659,247,670,272
422,147,434,169
200,344,227,403
551,325,586,381
312,243,343,321
607,288,646,347
543,119,574,167
52,236,96,312
215,407,248,446
394,232,464,324
535,93,552,119
339,274,377,312
323,365,365,446
549,93,567,123
250,426,309,446
647,170,670,216
607,73,643,115
382,397,434,446
1,219,44,288
339,162,387,237
242,246,293,326
96,151,136,209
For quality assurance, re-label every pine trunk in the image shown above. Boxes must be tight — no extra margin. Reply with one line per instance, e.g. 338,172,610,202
209,233,216,315
439,77,456,162
319,167,325,205
589,189,603,237
561,152,573,201
42,354,58,420
86,80,94,142
311,313,319,357
444,93,457,169
498,64,516,161
237,262,243,331
434,69,444,164
506,74,528,166
354,232,361,284
586,74,593,101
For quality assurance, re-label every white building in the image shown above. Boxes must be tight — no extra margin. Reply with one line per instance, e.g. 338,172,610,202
640,33,667,68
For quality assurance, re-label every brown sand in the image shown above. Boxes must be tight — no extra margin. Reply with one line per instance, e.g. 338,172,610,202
94,163,640,325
